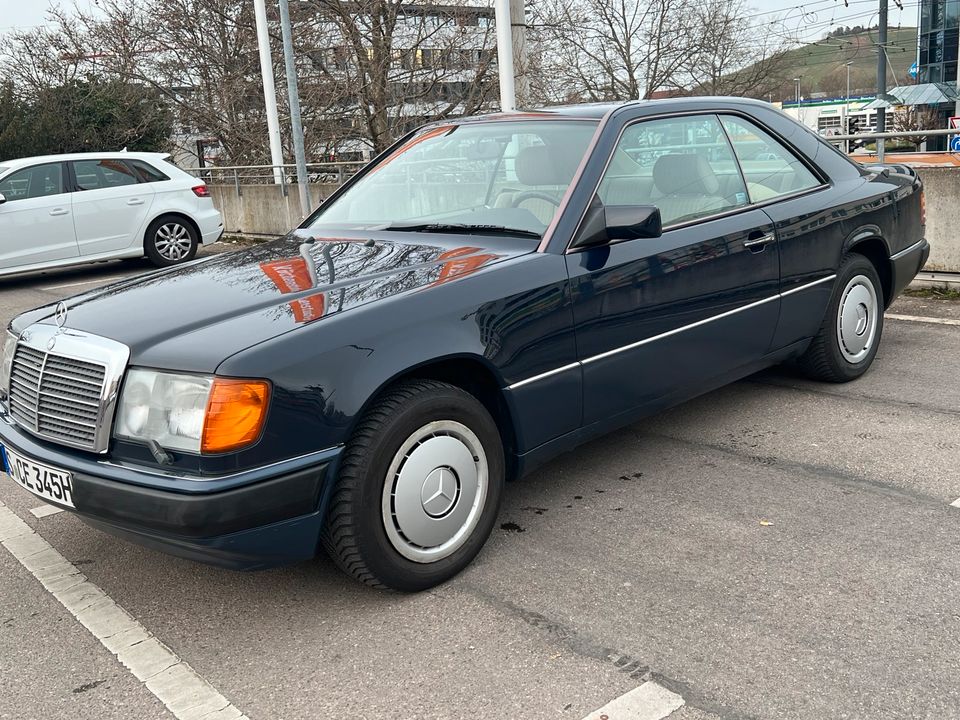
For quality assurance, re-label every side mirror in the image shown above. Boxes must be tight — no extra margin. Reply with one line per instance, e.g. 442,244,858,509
0,193,6,205
570,197,662,249
605,205,662,241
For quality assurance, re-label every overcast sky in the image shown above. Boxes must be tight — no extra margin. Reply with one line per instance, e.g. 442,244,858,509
0,0,919,40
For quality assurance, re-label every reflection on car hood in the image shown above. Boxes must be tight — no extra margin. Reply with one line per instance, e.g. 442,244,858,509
15,230,535,372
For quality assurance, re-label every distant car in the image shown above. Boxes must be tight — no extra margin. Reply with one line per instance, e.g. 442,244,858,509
0,152,223,276
0,99,928,591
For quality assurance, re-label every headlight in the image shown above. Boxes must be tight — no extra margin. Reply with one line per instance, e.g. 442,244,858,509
115,369,270,454
0,331,17,402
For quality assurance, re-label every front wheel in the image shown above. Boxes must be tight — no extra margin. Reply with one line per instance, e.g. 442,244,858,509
144,216,199,267
798,253,884,382
321,380,505,591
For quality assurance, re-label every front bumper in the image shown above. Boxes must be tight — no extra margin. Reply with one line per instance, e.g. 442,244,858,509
0,411,339,570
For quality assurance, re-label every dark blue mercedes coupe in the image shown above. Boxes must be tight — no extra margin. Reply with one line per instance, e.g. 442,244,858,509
0,98,928,590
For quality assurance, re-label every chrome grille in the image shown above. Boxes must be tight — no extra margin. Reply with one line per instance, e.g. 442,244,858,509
9,345,106,450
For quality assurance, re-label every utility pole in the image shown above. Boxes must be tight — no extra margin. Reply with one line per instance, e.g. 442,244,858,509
876,0,887,163
278,0,311,217
510,0,528,107
846,60,853,154
254,0,284,184
494,0,516,111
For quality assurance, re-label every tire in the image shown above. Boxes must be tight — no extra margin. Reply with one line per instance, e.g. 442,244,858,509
144,215,199,268
797,253,885,383
321,379,505,592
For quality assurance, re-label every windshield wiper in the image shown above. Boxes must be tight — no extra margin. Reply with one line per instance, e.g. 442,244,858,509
384,222,542,239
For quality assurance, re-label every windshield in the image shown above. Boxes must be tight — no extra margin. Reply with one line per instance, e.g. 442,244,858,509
308,120,598,238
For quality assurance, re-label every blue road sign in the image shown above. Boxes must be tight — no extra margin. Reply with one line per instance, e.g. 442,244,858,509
951,135,960,153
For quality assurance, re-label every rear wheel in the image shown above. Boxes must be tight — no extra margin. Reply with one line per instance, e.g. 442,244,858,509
798,253,884,382
322,379,504,591
144,215,199,267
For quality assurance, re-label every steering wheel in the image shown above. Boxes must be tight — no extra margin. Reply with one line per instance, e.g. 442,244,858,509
510,191,561,208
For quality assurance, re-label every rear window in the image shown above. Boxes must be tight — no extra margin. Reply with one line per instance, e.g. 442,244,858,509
73,159,139,190
128,159,170,183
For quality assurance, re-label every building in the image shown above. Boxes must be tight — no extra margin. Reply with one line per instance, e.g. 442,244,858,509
918,0,959,85
779,96,880,147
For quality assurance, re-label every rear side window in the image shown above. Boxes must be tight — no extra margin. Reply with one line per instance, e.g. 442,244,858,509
720,116,821,202
128,159,170,183
72,159,139,190
0,163,65,201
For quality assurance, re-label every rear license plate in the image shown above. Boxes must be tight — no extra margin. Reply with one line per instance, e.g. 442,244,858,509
1,446,75,508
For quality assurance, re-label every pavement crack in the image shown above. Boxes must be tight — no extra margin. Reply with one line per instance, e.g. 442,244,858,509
747,377,960,420
647,430,954,509
459,583,760,720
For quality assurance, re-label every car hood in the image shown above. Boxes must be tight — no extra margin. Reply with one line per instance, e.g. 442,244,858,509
13,230,535,372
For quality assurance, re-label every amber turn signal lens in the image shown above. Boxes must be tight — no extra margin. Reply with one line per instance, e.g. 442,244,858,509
201,378,270,453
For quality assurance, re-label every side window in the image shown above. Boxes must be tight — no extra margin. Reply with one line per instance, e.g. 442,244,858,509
597,115,749,227
720,116,821,202
128,160,169,183
0,164,65,201
72,159,139,191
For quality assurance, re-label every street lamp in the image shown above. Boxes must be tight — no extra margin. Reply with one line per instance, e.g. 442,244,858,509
794,77,802,123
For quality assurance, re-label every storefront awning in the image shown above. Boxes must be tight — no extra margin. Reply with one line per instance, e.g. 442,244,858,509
861,83,959,109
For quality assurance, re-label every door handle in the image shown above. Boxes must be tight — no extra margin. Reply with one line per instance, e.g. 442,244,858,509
49,208,69,216
743,232,776,252
127,198,145,206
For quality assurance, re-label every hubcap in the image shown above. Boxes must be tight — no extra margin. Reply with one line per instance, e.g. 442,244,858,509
836,273,879,363
155,223,193,261
382,420,488,564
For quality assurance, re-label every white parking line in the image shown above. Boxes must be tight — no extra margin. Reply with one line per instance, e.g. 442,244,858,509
29,504,65,519
887,313,960,327
0,501,249,720
580,681,684,720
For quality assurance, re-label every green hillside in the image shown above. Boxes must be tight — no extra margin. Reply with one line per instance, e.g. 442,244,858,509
778,26,918,100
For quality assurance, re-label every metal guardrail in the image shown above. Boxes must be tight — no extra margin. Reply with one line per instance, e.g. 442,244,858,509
183,161,367,195
825,128,960,142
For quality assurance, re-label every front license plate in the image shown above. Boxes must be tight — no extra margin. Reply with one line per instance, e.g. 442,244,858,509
2,446,75,508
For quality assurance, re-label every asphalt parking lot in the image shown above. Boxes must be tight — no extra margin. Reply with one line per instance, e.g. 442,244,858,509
1,250,959,720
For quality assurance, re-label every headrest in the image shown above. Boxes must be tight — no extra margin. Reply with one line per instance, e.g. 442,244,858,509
653,153,720,196
515,145,571,186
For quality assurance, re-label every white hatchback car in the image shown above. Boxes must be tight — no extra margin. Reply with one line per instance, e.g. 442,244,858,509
0,152,223,276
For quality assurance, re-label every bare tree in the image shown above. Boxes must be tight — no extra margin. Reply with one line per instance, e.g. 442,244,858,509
301,1,498,153
892,105,946,151
529,0,795,105
529,0,697,104
682,0,790,99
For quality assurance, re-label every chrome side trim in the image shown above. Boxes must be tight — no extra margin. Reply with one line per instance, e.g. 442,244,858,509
506,362,580,391
780,273,837,297
506,274,838,390
889,239,925,261
581,293,780,366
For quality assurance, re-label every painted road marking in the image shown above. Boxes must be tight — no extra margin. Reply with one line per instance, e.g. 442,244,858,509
0,501,249,720
30,504,65,519
950,498,960,509
580,681,684,720
887,313,960,327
